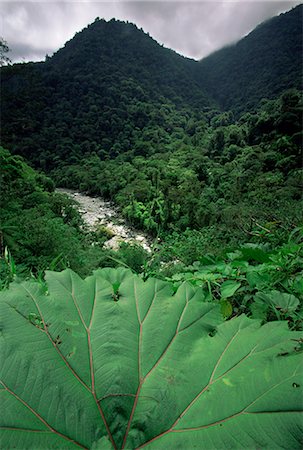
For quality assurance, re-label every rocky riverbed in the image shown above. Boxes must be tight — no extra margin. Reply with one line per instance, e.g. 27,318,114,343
56,188,152,252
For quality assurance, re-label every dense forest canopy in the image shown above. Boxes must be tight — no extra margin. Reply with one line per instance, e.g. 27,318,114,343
198,5,303,111
1,5,302,166
0,2,302,266
0,4,302,449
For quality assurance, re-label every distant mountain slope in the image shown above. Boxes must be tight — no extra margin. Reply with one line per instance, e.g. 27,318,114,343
47,18,210,108
197,4,302,112
0,6,301,168
1,19,213,168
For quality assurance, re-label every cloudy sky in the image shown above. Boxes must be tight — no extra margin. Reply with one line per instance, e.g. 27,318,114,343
1,1,301,63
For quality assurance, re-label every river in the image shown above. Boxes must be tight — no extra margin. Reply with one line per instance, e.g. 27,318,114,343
56,188,152,252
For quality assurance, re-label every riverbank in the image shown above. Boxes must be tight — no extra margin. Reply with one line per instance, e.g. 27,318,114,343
56,188,152,252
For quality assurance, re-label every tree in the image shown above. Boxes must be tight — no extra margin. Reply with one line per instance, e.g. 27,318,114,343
0,37,11,66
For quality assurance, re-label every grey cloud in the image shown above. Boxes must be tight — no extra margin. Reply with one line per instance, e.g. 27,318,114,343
120,1,302,59
0,1,123,62
0,1,301,64
8,41,54,63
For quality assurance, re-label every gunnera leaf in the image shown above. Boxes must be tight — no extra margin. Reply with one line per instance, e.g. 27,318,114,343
0,268,302,449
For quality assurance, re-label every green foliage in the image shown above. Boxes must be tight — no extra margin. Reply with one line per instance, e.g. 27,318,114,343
95,225,115,241
1,14,302,444
2,6,301,166
115,242,149,273
0,18,212,169
198,5,302,113
1,79,302,292
0,248,16,290
1,268,302,448
165,238,303,329
0,147,119,281
1,9,302,258
47,88,302,251
0,148,82,273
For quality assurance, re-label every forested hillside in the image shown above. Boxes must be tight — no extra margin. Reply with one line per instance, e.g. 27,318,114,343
0,4,302,449
0,2,302,263
1,6,302,167
1,3,302,266
198,4,303,112
1,19,213,169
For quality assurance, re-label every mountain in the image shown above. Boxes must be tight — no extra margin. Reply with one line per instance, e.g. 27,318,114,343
1,19,214,169
0,6,301,168
48,18,210,109
0,6,302,273
197,4,302,112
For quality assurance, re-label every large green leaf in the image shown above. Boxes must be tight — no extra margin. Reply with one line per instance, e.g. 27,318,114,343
220,280,241,298
269,290,300,312
0,268,302,449
252,290,300,318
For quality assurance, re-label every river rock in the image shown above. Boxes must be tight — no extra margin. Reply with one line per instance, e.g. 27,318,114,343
56,188,152,252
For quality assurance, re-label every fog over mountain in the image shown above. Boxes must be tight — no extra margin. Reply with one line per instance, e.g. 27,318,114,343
1,0,301,63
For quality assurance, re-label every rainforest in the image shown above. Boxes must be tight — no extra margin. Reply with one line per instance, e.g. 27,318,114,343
0,4,302,449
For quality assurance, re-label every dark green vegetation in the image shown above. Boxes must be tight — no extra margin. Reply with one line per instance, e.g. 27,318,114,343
164,238,303,329
1,5,302,167
0,6,303,447
0,147,153,284
1,19,211,170
53,89,302,243
199,5,303,112
0,147,84,281
0,4,302,292
1,144,302,328
1,269,302,449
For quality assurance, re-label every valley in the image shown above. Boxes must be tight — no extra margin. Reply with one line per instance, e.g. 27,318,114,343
57,188,152,251
0,4,302,449
1,4,302,279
